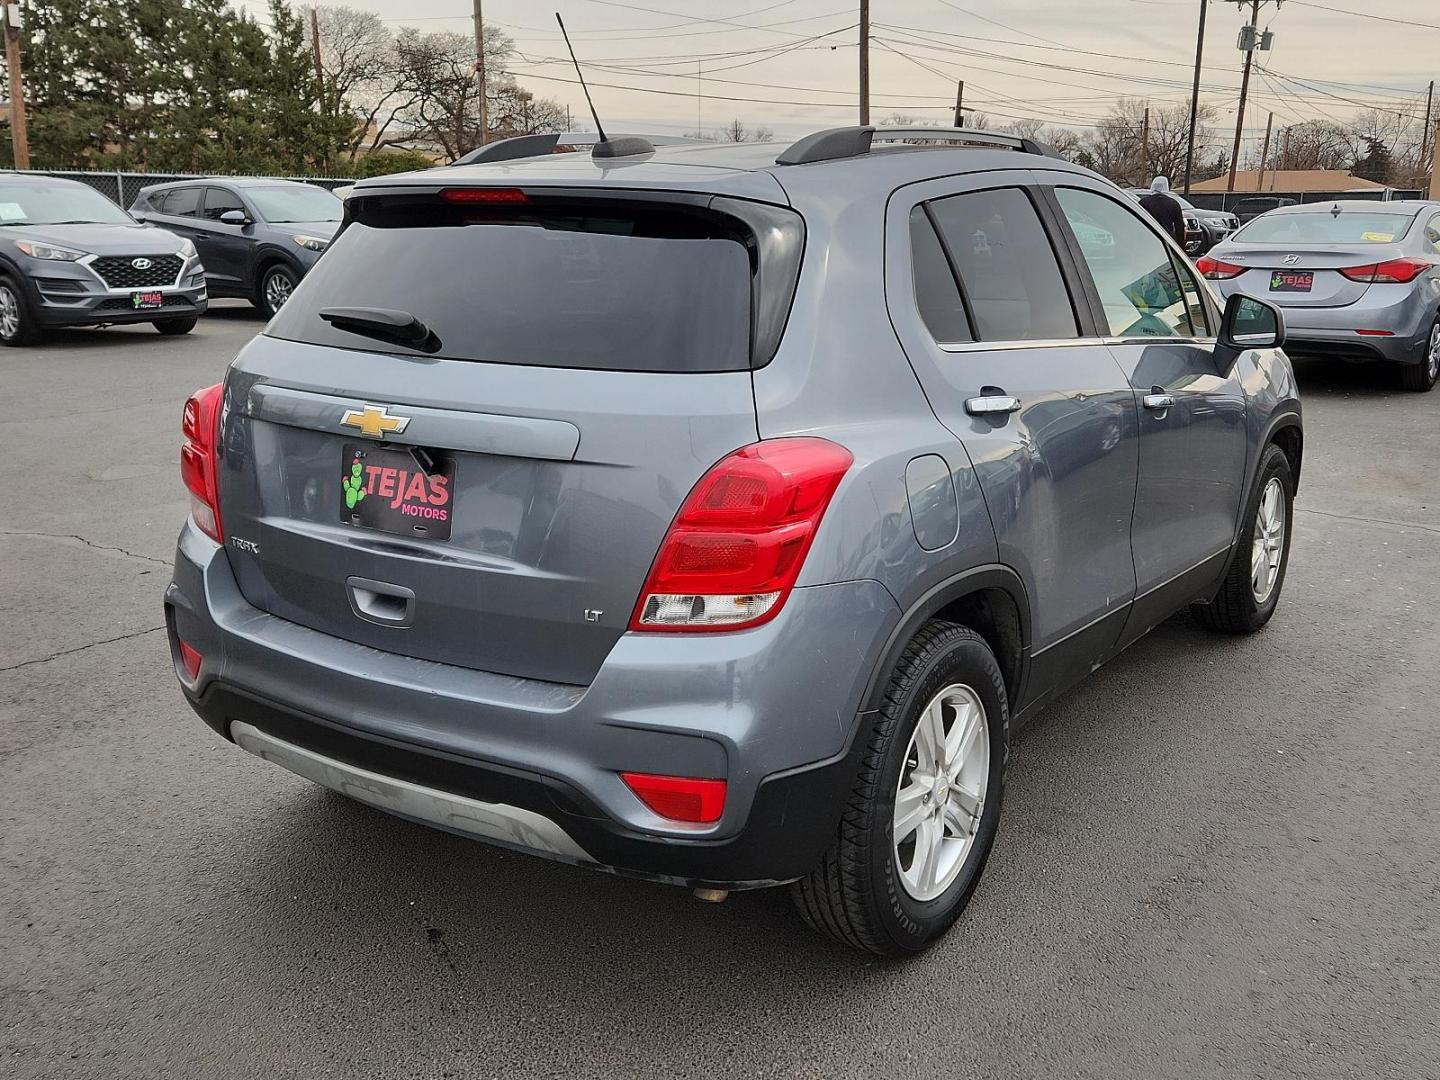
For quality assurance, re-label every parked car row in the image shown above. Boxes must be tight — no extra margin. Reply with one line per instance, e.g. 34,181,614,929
0,173,341,345
1126,187,1240,255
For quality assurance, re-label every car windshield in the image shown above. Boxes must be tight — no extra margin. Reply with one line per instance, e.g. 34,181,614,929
0,183,133,226
1236,210,1415,245
246,185,342,223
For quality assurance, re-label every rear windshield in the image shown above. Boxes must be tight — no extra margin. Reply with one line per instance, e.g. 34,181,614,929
266,195,758,372
1236,210,1415,245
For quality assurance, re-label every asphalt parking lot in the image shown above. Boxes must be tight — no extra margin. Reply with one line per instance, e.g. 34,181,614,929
2,303,1438,1079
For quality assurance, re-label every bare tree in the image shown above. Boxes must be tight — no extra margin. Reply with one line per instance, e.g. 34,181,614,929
1082,98,1219,186
682,118,774,143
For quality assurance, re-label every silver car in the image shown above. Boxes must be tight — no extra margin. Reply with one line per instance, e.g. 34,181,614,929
1198,200,1440,391
166,127,1301,955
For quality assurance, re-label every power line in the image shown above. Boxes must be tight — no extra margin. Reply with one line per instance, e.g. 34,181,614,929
1283,1,1440,32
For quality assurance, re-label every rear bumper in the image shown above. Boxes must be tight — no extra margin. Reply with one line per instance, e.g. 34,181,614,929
1218,281,1438,364
165,523,899,888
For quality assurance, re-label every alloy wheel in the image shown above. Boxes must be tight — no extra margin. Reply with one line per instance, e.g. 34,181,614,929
1250,476,1286,604
1428,320,1440,383
264,271,293,313
892,682,990,902
0,285,19,340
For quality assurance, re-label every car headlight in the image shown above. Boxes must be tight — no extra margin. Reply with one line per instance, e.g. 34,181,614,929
16,240,88,261
177,238,197,259
292,235,329,252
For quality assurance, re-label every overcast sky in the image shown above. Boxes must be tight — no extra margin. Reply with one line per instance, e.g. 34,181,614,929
237,0,1438,152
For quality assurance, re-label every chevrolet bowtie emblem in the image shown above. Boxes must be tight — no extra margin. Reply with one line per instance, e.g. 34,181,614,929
340,403,411,439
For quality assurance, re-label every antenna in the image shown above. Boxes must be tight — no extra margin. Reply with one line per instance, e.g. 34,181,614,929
556,13,607,144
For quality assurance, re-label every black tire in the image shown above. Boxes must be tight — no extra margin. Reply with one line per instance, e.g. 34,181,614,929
153,316,198,335
791,620,1009,956
0,274,42,346
254,263,299,318
1191,442,1294,634
1398,313,1440,393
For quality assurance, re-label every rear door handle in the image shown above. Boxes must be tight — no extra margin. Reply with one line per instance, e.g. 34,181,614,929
965,391,1022,416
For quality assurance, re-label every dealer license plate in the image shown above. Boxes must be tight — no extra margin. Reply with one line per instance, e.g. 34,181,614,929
340,443,454,541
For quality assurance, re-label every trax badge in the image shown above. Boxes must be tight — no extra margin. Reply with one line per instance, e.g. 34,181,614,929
340,403,411,439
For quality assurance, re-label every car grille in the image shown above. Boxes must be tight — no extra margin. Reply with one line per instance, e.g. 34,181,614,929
95,295,194,312
90,255,183,289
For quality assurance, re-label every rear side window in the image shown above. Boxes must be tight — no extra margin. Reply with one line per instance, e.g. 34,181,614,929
202,187,246,221
1424,214,1440,255
266,194,797,373
909,207,973,344
159,187,202,217
1055,187,1201,338
926,188,1078,341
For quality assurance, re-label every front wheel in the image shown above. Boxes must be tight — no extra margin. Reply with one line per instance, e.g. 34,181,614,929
791,620,1009,955
1191,441,1294,634
153,316,198,336
255,264,298,318
1398,314,1440,393
0,276,42,346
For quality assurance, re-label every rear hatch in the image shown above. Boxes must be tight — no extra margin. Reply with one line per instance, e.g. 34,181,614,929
217,182,802,686
1223,207,1420,308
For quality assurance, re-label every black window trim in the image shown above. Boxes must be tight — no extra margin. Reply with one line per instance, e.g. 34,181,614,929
202,184,249,223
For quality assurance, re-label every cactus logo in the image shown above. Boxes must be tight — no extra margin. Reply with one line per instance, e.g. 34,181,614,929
342,459,367,509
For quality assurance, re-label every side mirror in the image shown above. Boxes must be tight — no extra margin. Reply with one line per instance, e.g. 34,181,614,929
219,209,250,226
1218,293,1285,359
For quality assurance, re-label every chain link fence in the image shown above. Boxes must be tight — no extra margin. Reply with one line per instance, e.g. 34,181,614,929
8,169,356,207
1187,188,1427,212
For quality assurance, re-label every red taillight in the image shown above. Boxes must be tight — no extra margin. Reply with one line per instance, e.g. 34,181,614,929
181,383,224,541
620,772,727,824
177,639,203,681
1340,258,1429,284
630,438,853,632
440,187,528,204
1195,255,1243,280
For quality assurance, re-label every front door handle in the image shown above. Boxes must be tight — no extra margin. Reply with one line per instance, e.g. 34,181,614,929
1143,391,1176,412
965,389,1022,416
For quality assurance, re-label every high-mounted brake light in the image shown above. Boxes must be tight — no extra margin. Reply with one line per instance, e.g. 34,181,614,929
630,437,853,633
181,383,224,542
621,772,727,824
1194,255,1243,280
1339,258,1429,284
440,187,529,204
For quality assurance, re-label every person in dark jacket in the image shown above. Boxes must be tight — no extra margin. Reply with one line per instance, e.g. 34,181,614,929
1139,175,1186,246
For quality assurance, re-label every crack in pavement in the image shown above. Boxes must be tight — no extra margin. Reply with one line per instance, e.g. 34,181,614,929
0,529,171,568
0,625,166,674
1295,506,1440,537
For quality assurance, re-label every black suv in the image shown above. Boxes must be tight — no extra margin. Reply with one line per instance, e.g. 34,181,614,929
0,174,206,345
131,178,342,317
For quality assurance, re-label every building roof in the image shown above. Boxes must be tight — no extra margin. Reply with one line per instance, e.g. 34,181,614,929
1189,169,1391,193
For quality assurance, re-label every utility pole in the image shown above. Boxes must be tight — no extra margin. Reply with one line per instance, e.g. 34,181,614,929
1226,0,1260,192
1255,110,1274,192
1421,80,1434,184
3,1,28,170
472,0,487,144
953,80,964,128
859,0,869,125
1139,106,1151,181
1182,0,1209,195
1430,119,1440,200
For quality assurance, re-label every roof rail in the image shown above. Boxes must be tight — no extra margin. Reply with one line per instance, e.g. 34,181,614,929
453,131,698,167
776,125,1058,166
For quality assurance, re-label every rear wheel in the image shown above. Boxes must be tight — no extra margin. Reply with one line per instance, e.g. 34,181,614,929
1398,314,1440,393
153,316,198,336
791,620,1008,955
254,264,298,318
1191,442,1294,634
0,276,42,346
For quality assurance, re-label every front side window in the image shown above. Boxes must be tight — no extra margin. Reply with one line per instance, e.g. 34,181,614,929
202,187,247,222
1055,187,1197,338
926,187,1079,341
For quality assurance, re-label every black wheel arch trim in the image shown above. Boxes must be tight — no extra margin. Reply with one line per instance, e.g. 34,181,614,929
1260,406,1304,493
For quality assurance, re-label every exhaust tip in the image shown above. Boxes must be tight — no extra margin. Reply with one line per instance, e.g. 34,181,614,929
692,887,730,903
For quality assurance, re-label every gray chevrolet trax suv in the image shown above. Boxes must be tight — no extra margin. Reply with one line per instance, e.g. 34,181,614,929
166,127,1302,955
0,174,206,344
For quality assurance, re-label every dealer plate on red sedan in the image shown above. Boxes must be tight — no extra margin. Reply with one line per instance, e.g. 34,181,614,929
340,443,454,540
1269,271,1313,292
130,290,164,309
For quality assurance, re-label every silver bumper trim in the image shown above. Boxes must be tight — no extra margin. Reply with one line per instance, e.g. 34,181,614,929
230,721,594,862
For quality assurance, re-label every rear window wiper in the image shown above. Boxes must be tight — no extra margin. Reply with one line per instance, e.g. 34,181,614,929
316,307,442,354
